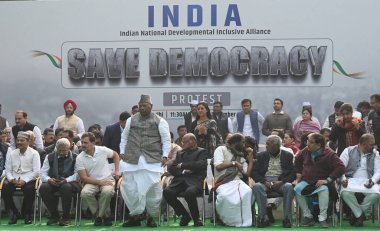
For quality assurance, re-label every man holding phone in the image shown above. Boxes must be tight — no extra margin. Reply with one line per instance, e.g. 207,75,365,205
39,138,80,226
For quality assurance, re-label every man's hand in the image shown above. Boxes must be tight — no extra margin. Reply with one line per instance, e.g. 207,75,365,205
264,181,272,190
364,179,374,188
296,173,302,183
113,170,120,180
17,180,26,187
246,148,254,162
98,178,114,186
341,179,348,188
48,178,60,187
176,163,182,169
161,157,168,166
315,179,328,187
235,161,243,172
58,177,67,186
271,181,284,190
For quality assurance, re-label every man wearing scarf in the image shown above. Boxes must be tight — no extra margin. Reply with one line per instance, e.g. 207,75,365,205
214,133,254,227
163,133,207,227
53,99,85,138
340,134,380,227
252,135,295,228
39,138,80,226
295,133,345,228
330,103,366,155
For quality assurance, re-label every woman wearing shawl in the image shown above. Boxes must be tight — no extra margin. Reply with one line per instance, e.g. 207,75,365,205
213,133,255,227
293,107,321,147
190,102,223,158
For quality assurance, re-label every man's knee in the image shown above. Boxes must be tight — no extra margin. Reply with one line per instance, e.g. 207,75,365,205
252,183,266,193
101,187,115,198
59,182,73,193
282,183,294,193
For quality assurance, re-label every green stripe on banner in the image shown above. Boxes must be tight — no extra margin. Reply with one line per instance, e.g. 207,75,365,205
333,60,350,76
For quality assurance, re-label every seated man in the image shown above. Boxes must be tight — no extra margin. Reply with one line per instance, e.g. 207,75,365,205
340,133,380,227
3,131,40,224
214,133,254,227
252,135,296,228
163,133,207,227
294,133,345,228
39,138,80,226
76,132,120,226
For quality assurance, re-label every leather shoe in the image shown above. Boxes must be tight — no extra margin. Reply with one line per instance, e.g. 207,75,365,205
47,217,59,226
179,214,191,226
8,212,21,225
24,214,32,224
146,216,157,227
94,217,102,226
257,217,270,228
59,218,71,226
103,217,113,226
349,213,357,226
354,213,366,227
283,218,292,228
267,205,275,223
194,218,203,227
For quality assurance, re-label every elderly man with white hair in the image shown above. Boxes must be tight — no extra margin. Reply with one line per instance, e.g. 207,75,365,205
3,131,40,225
39,138,80,226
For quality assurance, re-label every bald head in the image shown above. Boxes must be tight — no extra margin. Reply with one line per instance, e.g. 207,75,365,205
359,133,376,154
182,133,197,150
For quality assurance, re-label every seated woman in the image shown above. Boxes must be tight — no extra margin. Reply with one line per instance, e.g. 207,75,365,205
293,108,320,147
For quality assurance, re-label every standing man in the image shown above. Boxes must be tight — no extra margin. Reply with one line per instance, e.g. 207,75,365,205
322,101,344,128
39,138,80,226
76,132,120,226
163,133,207,227
131,105,139,115
174,125,187,147
340,134,380,227
53,99,85,139
232,98,264,144
262,98,293,136
3,131,40,224
251,135,295,228
102,111,131,153
294,133,345,228
369,94,380,150
119,94,171,227
184,100,199,132
212,101,233,141
10,110,43,150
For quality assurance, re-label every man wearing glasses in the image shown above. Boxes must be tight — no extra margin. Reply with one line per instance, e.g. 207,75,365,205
294,133,345,228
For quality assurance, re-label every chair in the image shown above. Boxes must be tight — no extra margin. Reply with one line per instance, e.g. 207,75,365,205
36,181,81,226
162,176,208,225
0,176,39,224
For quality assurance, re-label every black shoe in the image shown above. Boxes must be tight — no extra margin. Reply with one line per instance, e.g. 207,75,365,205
194,218,203,227
179,214,191,226
94,217,102,226
8,212,21,225
282,218,292,228
47,217,59,226
24,214,32,224
257,218,270,228
354,214,366,227
59,218,71,226
103,217,113,226
122,218,141,227
349,213,357,226
266,205,275,223
146,216,157,227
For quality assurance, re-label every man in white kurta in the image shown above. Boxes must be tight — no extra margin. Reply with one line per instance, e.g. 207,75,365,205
119,94,171,227
340,133,380,227
214,133,254,227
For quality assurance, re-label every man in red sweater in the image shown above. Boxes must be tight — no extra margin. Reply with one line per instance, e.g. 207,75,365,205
294,133,345,228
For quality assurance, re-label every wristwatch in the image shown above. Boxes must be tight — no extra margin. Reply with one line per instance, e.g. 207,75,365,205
232,161,236,166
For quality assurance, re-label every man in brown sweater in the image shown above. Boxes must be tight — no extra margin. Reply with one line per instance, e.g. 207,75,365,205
294,133,345,228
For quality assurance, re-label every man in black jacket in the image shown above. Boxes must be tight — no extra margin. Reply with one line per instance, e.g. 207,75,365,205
251,135,295,228
163,133,207,227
